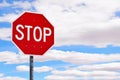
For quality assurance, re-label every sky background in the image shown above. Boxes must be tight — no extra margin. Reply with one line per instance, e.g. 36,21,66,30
0,0,120,80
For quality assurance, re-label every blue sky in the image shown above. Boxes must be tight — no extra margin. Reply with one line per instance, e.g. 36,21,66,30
0,0,120,80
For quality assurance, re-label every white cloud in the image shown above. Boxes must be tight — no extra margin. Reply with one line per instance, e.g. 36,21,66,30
32,0,120,47
0,77,26,80
0,74,4,77
45,75,120,80
45,75,79,80
45,69,120,80
77,62,120,71
0,50,120,64
0,0,10,7
0,73,26,80
0,0,32,9
34,66,53,73
16,64,120,80
15,61,120,80
0,51,29,64
1,0,120,47
16,65,53,73
0,50,119,80
0,13,18,22
1,1,120,80
38,50,120,64
44,62,120,80
51,70,119,77
0,28,11,41
12,1,32,10
0,1,32,23
16,65,29,72
92,76,120,80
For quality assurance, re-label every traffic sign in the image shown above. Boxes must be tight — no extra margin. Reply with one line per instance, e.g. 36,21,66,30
12,12,54,55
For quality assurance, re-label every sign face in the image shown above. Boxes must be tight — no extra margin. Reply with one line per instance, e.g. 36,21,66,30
12,12,54,55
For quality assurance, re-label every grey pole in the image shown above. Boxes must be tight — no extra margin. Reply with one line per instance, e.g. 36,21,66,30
30,56,33,80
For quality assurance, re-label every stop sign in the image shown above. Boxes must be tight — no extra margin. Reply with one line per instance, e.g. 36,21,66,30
12,12,54,55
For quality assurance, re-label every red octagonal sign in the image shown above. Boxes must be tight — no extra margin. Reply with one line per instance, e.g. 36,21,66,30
12,12,54,55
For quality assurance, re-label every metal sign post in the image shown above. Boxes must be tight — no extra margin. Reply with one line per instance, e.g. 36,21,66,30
30,56,33,80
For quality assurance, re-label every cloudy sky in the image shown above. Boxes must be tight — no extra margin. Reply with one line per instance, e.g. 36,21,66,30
0,0,120,80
